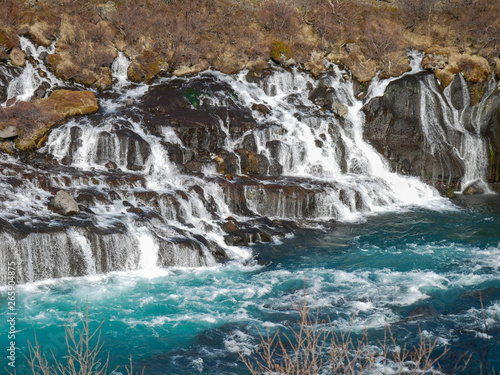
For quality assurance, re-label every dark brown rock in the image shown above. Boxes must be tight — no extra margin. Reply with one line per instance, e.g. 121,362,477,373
251,103,272,116
362,72,465,189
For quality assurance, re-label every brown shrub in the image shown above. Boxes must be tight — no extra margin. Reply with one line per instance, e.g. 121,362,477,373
363,15,404,62
0,0,22,28
441,0,474,20
398,0,438,29
258,0,299,39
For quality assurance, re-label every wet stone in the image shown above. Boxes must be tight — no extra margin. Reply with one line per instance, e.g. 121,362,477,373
48,190,80,216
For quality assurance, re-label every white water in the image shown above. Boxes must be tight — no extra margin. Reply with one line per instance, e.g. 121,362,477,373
213,59,444,217
111,51,130,85
3,37,61,105
1,44,495,284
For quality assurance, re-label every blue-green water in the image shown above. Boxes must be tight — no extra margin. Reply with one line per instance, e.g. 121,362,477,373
1,195,499,374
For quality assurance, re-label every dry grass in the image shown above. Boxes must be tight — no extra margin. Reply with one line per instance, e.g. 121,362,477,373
2,0,498,83
238,290,468,375
7,303,144,375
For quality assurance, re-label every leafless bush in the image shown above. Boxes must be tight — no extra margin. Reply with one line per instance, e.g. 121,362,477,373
0,0,22,27
441,0,475,20
238,291,449,374
363,16,403,62
8,303,144,375
259,0,299,39
399,0,437,29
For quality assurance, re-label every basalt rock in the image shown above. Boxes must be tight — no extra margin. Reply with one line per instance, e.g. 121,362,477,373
331,102,348,119
463,179,487,195
309,84,336,108
486,91,500,182
0,63,22,103
128,50,165,83
362,72,465,189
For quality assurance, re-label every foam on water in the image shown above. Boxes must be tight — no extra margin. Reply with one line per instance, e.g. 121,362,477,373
2,206,499,372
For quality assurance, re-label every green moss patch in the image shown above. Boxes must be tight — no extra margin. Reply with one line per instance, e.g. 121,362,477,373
183,89,205,108
270,41,293,62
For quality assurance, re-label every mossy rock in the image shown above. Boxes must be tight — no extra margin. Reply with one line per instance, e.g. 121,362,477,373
183,88,204,108
456,54,490,84
270,41,293,63
6,90,98,151
127,51,164,83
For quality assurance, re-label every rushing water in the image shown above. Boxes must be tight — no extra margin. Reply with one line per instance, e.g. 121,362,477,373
0,40,499,374
1,195,499,374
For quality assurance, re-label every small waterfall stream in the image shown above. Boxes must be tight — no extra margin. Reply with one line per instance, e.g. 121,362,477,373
3,37,60,105
0,41,496,285
111,51,131,86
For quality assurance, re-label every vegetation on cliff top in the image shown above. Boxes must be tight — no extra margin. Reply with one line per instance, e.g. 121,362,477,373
0,90,99,150
0,0,498,86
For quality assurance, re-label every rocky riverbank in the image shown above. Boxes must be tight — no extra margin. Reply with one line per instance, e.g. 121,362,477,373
0,0,499,284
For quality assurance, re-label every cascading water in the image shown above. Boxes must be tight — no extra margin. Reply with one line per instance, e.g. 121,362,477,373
1,43,499,375
1,44,497,285
3,37,60,105
111,51,131,86
419,72,493,191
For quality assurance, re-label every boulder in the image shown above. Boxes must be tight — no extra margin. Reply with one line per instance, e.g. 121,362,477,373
462,179,487,195
422,53,448,70
48,190,80,215
8,48,26,67
251,103,271,116
127,50,165,82
304,51,327,77
309,84,335,108
236,149,269,175
0,126,18,139
173,61,209,77
270,41,294,67
331,102,348,118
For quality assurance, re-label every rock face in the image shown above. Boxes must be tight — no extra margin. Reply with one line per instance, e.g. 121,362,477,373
486,90,500,183
48,190,80,215
362,72,465,189
137,75,273,176
1,90,99,151
0,63,22,103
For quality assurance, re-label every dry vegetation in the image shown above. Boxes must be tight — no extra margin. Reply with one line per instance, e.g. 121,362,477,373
0,89,98,150
7,304,144,375
238,296,459,375
0,0,498,85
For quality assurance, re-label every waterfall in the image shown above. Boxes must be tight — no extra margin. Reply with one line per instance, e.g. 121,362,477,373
3,44,496,285
3,37,60,105
111,51,130,85
418,73,491,191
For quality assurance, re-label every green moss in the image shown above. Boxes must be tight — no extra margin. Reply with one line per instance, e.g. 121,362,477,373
270,41,293,62
128,51,163,83
183,89,204,107
490,143,495,164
